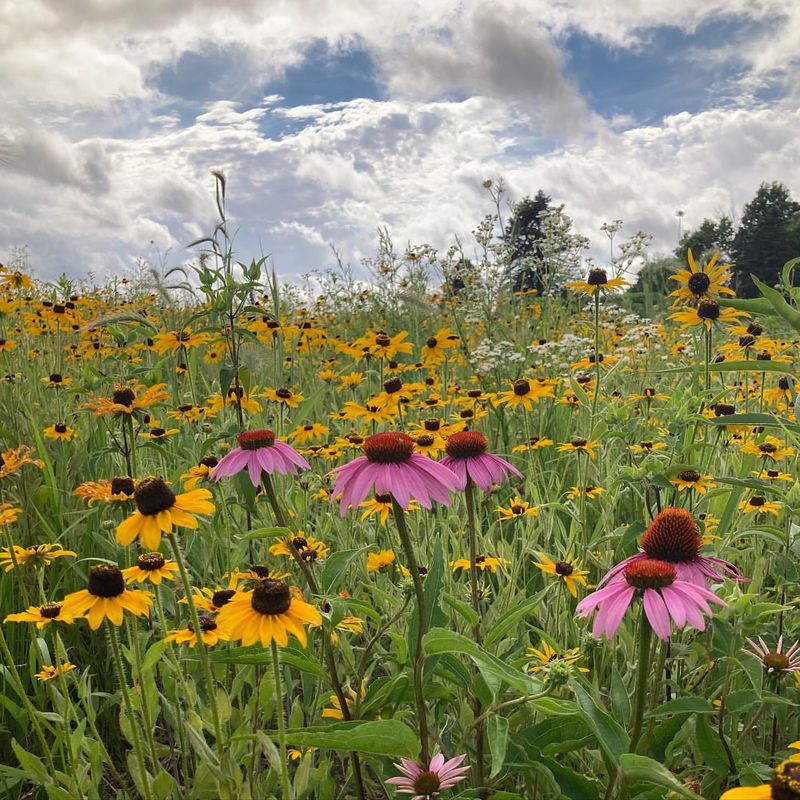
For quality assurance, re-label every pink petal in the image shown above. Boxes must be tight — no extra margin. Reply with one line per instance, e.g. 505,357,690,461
643,589,671,640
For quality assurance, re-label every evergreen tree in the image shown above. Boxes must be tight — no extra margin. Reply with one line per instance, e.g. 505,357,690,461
731,182,800,297
675,216,734,264
504,190,551,293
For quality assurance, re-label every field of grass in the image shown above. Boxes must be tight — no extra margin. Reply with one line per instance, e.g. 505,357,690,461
1,222,800,800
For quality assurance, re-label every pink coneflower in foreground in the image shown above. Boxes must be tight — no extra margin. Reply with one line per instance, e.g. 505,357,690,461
576,558,726,640
328,432,460,514
743,636,800,674
600,507,746,587
386,753,469,799
439,431,522,493
212,429,309,486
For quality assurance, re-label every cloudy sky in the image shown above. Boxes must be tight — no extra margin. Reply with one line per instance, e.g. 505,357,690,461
1,0,798,284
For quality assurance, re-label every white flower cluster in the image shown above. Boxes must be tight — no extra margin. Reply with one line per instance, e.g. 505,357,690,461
528,333,594,372
469,339,525,376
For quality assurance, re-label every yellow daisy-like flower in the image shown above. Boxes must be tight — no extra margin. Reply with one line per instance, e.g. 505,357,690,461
206,386,263,415
152,328,212,354
566,485,604,500
496,497,539,521
168,404,206,423
262,387,304,408
669,249,735,305
628,388,670,403
739,496,781,516
5,601,77,629
270,534,330,562
740,436,795,462
338,372,365,390
629,440,667,454
287,423,330,445
164,615,231,647
754,468,793,482
73,477,136,506
0,444,44,479
532,554,589,597
122,552,180,584
720,753,800,798
215,579,322,648
42,372,71,389
497,379,555,412
322,682,368,720
511,437,554,453
557,438,601,459
565,268,630,296
43,422,76,442
180,458,218,490
61,564,152,630
0,338,16,352
140,426,180,440
669,470,716,493
367,549,395,572
359,494,418,526
419,327,460,367
116,476,215,550
0,503,22,526
81,383,169,416
0,543,76,572
35,663,77,682
526,641,589,674
668,300,748,331
450,555,508,573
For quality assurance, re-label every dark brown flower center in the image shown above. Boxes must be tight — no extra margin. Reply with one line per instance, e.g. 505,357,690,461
363,432,414,464
697,300,720,320
764,651,791,671
767,469,780,478
678,469,701,483
445,430,488,459
426,337,438,348
739,335,756,348
39,603,62,619
134,477,176,516
374,493,392,504
383,377,403,394
137,552,166,571
624,559,676,590
587,268,608,286
423,419,441,432
375,335,391,347
759,442,777,454
687,272,711,295
511,504,524,515
212,589,236,607
49,373,63,383
238,429,276,450
571,438,587,448
113,387,136,407
88,564,125,597
713,403,735,416
111,476,135,496
149,427,166,437
54,423,67,433
779,377,791,391
749,495,766,507
198,615,217,632
251,579,292,615
555,561,574,576
415,435,435,448
747,322,763,336
513,379,531,396
757,350,771,361
641,508,702,562
772,757,800,799
275,387,292,399
178,404,194,412
200,456,219,468
413,771,441,795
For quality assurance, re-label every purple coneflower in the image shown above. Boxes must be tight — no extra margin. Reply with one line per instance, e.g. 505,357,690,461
576,558,726,640
328,432,459,514
744,635,800,674
439,431,522,493
386,753,469,799
600,507,746,587
211,429,309,486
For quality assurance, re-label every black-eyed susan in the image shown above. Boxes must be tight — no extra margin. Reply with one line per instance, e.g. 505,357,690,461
168,404,206,423
628,387,669,403
61,564,152,629
262,386,304,408
629,440,667,455
0,444,43,478
338,372,365,390
5,601,77,629
669,249,735,305
557,438,601,459
152,328,211,354
0,543,76,571
43,422,76,442
140,426,179,440
566,485,604,500
164,615,231,647
497,379,555,411
450,555,508,573
122,552,180,584
740,436,795,461
206,386,263,415
755,468,793,482
215,579,322,648
360,493,404,526
367,549,395,572
73,476,135,506
270,534,330,562
180,457,219,490
82,383,169,416
42,372,71,388
496,497,539,521
419,327,460,367
669,299,748,331
526,641,588,674
719,755,800,799
669,469,716,493
511,436,554,453
565,268,630,296
532,554,589,597
739,495,781,516
0,503,21,526
287,422,330,445
35,663,77,682
116,476,215,550
322,682,367,720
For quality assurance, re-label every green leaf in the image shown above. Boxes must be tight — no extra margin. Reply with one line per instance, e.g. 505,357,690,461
240,526,292,541
695,715,732,777
422,628,540,696
572,683,629,769
483,590,548,649
752,275,800,331
620,753,701,797
408,537,448,663
10,740,50,786
442,593,480,627
275,720,419,758
320,547,370,595
488,714,509,778
645,696,715,718
610,668,631,725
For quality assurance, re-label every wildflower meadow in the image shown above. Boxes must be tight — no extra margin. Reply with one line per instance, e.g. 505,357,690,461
3,175,800,800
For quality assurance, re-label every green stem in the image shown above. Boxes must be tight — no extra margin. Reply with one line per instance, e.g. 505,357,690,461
107,622,154,800
126,617,160,769
391,498,430,763
629,614,654,753
165,534,224,746
271,641,292,799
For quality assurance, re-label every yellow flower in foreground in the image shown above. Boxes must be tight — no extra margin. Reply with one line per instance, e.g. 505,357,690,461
532,554,589,597
116,476,215,550
669,470,716,493
720,752,800,798
526,641,588,674
497,497,539,521
35,663,77,682
669,249,735,304
73,478,135,506
270,534,330,561
565,268,630,296
669,300,748,331
122,552,180,584
164,615,231,647
43,422,76,442
741,436,795,462
739,496,781,516
215,579,321,648
61,565,152,629
367,549,395,572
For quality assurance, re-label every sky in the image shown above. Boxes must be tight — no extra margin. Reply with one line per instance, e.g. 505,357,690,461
1,0,799,285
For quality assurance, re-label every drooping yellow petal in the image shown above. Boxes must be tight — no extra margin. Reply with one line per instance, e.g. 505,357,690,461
116,512,144,546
